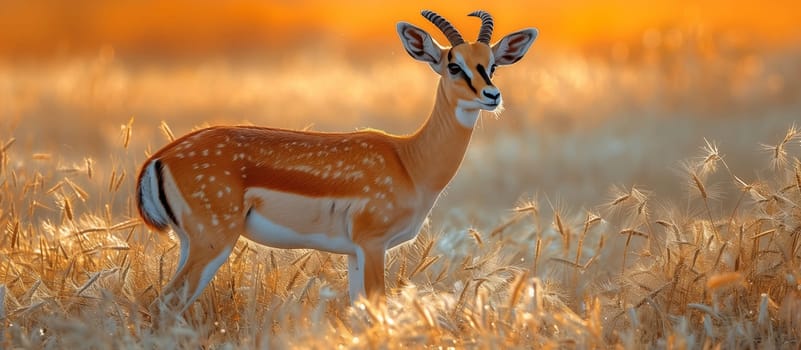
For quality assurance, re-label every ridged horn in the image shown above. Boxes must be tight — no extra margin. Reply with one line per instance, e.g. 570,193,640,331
468,10,494,44
421,10,464,46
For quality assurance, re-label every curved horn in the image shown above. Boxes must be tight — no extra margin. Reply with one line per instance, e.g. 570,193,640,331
421,10,464,46
468,10,494,44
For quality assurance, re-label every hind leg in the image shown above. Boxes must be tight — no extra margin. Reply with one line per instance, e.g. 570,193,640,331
157,223,240,313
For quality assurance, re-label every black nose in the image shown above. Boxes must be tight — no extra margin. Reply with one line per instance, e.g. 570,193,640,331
483,91,500,99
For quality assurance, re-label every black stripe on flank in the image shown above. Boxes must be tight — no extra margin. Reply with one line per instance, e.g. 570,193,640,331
154,160,179,226
476,64,494,86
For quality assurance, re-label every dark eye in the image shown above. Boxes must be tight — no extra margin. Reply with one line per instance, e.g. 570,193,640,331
447,63,462,75
490,64,498,76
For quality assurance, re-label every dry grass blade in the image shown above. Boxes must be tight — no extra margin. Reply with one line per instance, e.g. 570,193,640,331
490,212,524,237
700,138,722,174
410,256,440,278
795,166,801,194
691,173,708,200
688,303,723,320
22,280,42,302
121,117,134,149
468,228,483,246
620,228,648,238
761,124,801,169
413,298,436,329
113,171,126,192
549,257,586,270
0,284,6,323
513,200,539,215
412,240,434,272
63,196,74,221
607,184,633,207
753,229,776,239
32,153,52,161
286,252,313,290
533,238,542,273
656,220,680,238
110,218,142,231
160,121,176,142
76,272,104,296
46,180,65,194
1,137,15,152
85,157,94,179
506,271,529,319
64,177,89,202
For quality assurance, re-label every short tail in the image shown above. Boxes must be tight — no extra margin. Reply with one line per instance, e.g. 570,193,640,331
136,159,175,231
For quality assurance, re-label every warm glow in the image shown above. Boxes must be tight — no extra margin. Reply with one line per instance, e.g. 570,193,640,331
0,1,799,58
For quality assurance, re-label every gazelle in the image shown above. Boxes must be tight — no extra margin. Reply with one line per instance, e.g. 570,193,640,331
136,10,537,310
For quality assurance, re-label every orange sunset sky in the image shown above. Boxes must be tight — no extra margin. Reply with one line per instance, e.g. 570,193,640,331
0,0,799,59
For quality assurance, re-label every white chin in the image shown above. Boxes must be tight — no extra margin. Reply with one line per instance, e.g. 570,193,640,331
482,104,499,111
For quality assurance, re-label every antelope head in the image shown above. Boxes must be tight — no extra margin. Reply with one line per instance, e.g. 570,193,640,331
397,10,538,127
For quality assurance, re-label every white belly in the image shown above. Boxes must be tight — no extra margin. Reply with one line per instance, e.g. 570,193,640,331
244,210,358,254
242,187,365,255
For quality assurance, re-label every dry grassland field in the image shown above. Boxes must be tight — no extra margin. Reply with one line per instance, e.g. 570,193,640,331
1,2,801,348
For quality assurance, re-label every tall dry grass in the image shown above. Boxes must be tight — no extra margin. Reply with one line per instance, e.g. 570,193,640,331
1,23,800,348
1,115,800,347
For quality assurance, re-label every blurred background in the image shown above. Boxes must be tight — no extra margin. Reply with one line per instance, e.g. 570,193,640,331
1,0,800,223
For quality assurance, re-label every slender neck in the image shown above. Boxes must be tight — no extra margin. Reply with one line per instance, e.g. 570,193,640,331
399,80,477,192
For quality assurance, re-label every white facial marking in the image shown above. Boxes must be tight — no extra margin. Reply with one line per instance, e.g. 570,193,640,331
455,102,481,128
453,52,473,79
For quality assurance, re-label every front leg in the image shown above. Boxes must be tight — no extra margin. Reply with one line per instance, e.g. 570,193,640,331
347,241,386,303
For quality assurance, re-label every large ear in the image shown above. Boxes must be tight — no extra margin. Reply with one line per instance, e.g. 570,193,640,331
492,28,538,66
397,22,444,73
